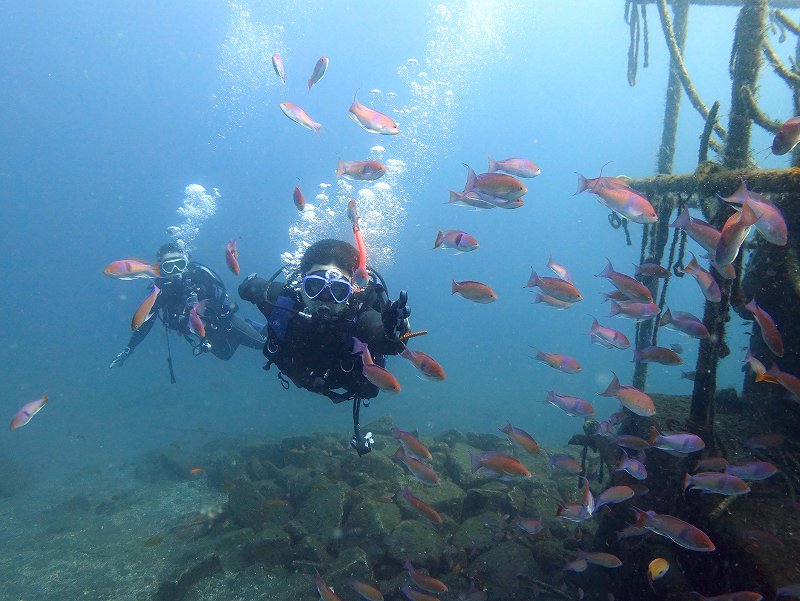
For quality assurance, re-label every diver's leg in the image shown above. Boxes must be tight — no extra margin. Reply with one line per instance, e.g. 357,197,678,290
228,315,266,349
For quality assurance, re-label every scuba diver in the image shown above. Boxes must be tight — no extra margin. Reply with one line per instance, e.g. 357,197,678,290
238,238,411,456
109,242,265,369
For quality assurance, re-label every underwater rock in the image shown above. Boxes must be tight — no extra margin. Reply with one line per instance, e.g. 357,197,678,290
343,499,402,554
462,484,516,519
206,457,249,491
94,489,136,515
470,541,541,593
292,534,332,564
341,448,399,486
227,478,271,530
410,479,465,521
434,428,467,446
243,524,293,566
246,455,268,481
386,519,445,570
327,546,373,583
466,431,505,452
443,442,479,487
154,553,223,601
452,512,508,555
41,493,93,534
296,480,350,538
363,414,395,436
135,450,187,482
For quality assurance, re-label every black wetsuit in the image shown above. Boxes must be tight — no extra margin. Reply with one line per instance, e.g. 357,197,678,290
127,262,264,360
238,274,406,403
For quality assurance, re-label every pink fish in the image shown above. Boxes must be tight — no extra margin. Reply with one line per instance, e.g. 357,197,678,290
225,238,239,275
391,447,440,486
433,230,479,252
547,255,573,283
488,156,541,178
594,485,635,510
349,94,399,135
609,300,660,321
525,269,582,302
762,365,800,401
533,350,582,373
597,259,653,302
564,558,588,573
463,164,527,200
400,585,440,601
669,206,721,254
725,461,778,481
189,300,207,338
515,516,544,535
398,489,442,525
131,284,160,330
589,317,631,349
446,190,498,210
598,372,656,417
103,258,160,280
719,180,787,246
271,53,285,84
695,456,730,472
745,299,783,357
609,435,650,451
352,338,401,393
347,578,384,601
683,472,750,496
293,185,305,211
715,199,757,266
532,292,574,309
575,172,657,223
772,115,800,155
500,422,540,454
279,101,321,134
648,426,705,454
659,308,709,339
633,345,684,366
471,451,532,480
578,551,623,568
314,570,343,601
548,454,581,474
10,393,49,430
544,391,595,418
743,351,779,383
632,508,715,552
403,561,448,593
682,254,721,302
616,450,648,480
635,263,671,278
400,347,446,381
451,280,497,303
307,56,328,91
336,158,386,181
392,427,432,460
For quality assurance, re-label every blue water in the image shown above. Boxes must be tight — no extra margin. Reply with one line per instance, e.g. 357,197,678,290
0,1,795,590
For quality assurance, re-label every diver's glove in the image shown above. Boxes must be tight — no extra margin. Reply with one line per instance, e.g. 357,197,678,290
382,290,410,339
109,347,131,369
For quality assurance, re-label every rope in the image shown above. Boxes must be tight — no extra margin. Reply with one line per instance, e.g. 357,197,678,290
628,2,642,86
774,9,800,36
657,0,728,141
698,100,722,163
763,39,800,86
741,85,783,133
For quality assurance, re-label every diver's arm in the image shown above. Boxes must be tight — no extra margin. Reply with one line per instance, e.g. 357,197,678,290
110,305,158,368
238,274,285,319
355,309,406,356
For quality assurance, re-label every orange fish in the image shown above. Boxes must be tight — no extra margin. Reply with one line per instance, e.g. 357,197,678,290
398,488,442,525
392,427,432,460
190,467,204,475
10,393,49,430
745,298,783,357
352,338,401,393
103,258,160,280
349,93,399,135
313,570,342,601
451,280,497,303
279,101,321,134
189,301,207,338
400,347,446,381
225,238,239,275
471,451,532,480
500,422,540,454
293,185,305,211
404,560,448,593
131,284,160,330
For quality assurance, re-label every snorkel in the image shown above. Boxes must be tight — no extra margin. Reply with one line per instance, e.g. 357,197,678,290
347,199,370,288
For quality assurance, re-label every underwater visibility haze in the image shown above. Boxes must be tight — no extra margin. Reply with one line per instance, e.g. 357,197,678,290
2,1,800,599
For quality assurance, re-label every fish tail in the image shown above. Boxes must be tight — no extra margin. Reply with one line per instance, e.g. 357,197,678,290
647,426,660,445
525,269,539,288
488,156,496,172
609,301,621,317
598,373,619,397
42,393,49,405
311,121,322,136
447,190,461,205
151,263,161,277
669,206,690,229
470,452,483,473
596,258,614,279
632,349,642,363
462,163,476,193
434,231,444,249
336,158,345,178
682,472,691,495
532,293,543,304
658,307,671,327
574,173,589,195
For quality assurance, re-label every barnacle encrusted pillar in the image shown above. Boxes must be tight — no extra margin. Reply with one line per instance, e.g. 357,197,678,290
689,0,767,434
633,0,689,391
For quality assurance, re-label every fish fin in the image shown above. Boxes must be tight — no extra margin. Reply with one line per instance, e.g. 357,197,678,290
488,156,496,172
574,173,589,195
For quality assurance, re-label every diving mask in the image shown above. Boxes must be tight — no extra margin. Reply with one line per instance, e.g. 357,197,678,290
160,257,188,275
302,269,353,304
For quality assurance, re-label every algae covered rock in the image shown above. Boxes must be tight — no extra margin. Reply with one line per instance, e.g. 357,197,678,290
442,441,476,487
409,479,465,521
385,519,445,570
345,498,402,544
328,546,373,583
470,540,540,592
462,483,516,519
243,524,293,566
296,480,350,538
452,512,507,555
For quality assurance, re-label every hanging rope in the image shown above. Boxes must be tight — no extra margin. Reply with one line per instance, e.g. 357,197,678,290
741,85,783,133
627,1,642,86
774,9,800,37
608,212,632,245
699,101,722,164
657,0,728,142
762,40,800,86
